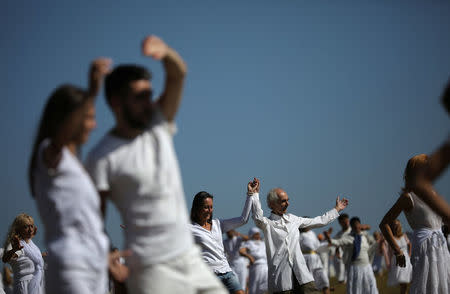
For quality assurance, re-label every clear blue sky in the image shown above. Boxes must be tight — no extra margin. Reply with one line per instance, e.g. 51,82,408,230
1,1,449,250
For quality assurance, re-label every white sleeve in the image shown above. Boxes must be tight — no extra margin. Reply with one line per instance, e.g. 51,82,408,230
251,193,268,229
220,195,253,233
297,208,339,229
85,154,110,192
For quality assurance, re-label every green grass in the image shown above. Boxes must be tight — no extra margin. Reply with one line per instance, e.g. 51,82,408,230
328,271,409,294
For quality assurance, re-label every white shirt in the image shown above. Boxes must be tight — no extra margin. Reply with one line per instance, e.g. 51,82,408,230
241,239,267,265
190,195,253,273
86,108,193,266
6,243,34,282
223,236,245,265
331,232,376,266
300,231,321,252
251,193,339,292
33,140,109,272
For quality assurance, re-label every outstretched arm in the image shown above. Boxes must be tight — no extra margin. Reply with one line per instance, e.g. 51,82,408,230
221,179,256,232
379,194,411,267
142,35,187,122
298,196,348,229
2,236,23,263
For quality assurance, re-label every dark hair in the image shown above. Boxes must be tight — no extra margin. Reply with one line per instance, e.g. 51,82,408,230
338,213,349,221
28,84,89,197
190,191,213,224
104,65,152,106
442,79,450,115
350,217,361,227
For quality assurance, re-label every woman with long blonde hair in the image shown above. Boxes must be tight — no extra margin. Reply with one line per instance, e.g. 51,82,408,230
2,214,44,294
379,154,450,294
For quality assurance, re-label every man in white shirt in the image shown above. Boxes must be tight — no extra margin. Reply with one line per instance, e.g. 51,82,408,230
85,35,226,294
249,178,348,294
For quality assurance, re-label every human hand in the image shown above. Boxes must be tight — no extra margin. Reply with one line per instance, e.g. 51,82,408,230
335,196,349,212
88,57,112,97
247,178,260,195
395,253,406,267
141,35,169,60
12,235,23,251
109,249,132,282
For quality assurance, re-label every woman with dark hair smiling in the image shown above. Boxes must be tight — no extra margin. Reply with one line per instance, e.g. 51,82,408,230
189,180,256,294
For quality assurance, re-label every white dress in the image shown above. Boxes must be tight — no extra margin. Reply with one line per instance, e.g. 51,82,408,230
241,240,268,294
5,243,34,294
387,235,412,286
33,140,109,294
223,236,249,289
300,231,329,290
404,192,450,294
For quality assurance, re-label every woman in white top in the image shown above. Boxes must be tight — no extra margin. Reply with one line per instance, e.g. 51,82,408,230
380,154,450,294
385,220,412,293
189,180,255,294
2,214,44,294
239,227,268,294
27,58,128,294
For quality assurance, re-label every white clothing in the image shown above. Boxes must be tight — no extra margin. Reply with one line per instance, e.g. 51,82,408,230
85,108,194,268
300,231,329,290
316,241,332,277
404,192,450,294
346,264,378,294
223,236,249,289
251,193,339,292
19,240,43,294
126,245,227,294
331,233,379,294
33,139,109,294
190,195,252,273
0,248,4,293
241,240,268,294
6,244,34,294
333,227,351,282
387,235,412,286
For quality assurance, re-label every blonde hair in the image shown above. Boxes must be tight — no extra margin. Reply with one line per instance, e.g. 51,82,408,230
2,213,34,249
402,154,428,192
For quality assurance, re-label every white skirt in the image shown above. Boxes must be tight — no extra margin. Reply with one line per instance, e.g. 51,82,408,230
346,264,378,294
409,230,450,294
387,254,412,286
304,254,329,289
248,263,268,294
230,258,249,290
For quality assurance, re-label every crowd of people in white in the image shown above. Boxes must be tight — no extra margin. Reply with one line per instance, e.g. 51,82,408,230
1,34,449,294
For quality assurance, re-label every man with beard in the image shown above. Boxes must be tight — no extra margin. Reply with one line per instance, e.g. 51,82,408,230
85,35,226,294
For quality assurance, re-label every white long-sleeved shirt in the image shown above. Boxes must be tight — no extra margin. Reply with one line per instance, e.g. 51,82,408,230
330,232,377,266
251,193,339,292
190,195,253,273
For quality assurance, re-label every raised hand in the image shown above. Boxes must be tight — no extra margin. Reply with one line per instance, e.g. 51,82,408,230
141,35,169,60
12,235,23,251
335,196,349,212
88,57,112,97
247,178,260,195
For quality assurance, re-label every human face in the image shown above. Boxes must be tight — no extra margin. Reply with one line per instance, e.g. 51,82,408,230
339,217,350,230
19,218,35,240
391,220,402,237
351,220,361,234
198,197,213,224
271,189,289,215
251,232,261,240
121,80,153,130
67,100,96,146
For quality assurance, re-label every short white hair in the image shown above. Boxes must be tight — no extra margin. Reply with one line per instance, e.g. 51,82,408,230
267,188,280,208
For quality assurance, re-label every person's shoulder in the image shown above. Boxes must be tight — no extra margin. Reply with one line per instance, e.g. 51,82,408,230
86,132,125,162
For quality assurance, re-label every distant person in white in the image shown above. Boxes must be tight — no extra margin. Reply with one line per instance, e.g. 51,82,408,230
189,182,255,294
85,35,226,294
299,227,330,294
316,232,333,279
380,154,450,294
28,59,128,294
325,217,379,294
223,230,250,290
333,214,351,284
2,214,44,294
239,227,268,294
250,178,349,294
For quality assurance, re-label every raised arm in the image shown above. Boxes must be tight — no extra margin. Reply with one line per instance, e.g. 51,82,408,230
379,194,412,267
221,179,256,233
142,35,187,122
298,196,348,229
2,236,23,263
249,178,268,229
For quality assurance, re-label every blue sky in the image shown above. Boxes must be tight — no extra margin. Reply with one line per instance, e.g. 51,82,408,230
1,1,449,250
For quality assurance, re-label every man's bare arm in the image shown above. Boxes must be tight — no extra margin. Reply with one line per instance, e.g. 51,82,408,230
141,35,187,122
